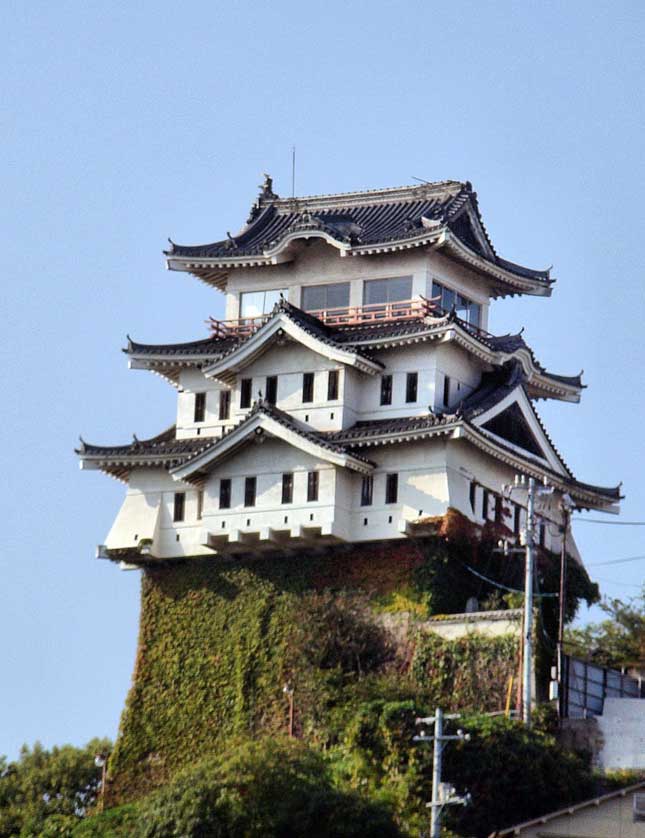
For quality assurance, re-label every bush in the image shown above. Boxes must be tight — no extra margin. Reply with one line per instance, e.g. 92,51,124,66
136,736,401,838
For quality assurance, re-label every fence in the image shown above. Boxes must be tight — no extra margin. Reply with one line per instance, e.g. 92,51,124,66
561,653,644,718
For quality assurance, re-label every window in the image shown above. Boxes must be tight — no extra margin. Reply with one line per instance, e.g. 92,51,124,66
513,504,522,535
482,488,490,520
219,390,231,420
266,375,278,405
173,492,185,522
431,280,482,328
405,372,418,403
240,378,252,409
282,473,293,504
302,282,350,312
469,481,477,513
327,370,339,401
197,490,204,520
360,475,373,507
494,495,503,524
219,479,231,510
443,375,451,408
194,392,206,423
239,288,286,319
302,372,314,403
539,521,546,548
385,473,398,504
380,374,393,406
244,476,257,507
307,471,319,502
363,276,413,305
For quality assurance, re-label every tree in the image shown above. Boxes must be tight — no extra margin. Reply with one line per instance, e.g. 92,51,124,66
136,736,401,838
565,586,645,668
0,738,111,838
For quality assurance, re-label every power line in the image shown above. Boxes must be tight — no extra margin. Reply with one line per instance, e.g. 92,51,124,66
588,555,645,567
573,518,645,525
591,577,644,590
459,560,558,597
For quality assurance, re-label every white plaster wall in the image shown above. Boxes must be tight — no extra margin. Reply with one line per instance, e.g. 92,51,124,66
598,699,645,771
201,438,348,539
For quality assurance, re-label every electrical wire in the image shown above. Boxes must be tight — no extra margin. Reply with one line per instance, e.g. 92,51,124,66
588,555,645,567
459,559,558,597
573,519,645,525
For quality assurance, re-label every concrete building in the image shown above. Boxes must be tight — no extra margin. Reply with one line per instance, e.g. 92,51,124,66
77,176,620,565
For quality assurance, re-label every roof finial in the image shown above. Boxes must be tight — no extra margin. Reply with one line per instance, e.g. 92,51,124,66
260,173,278,201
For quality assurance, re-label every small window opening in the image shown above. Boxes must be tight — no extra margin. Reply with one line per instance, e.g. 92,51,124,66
327,369,339,401
385,473,398,504
240,378,252,409
194,392,206,423
173,492,185,522
405,372,418,403
266,375,278,405
307,471,319,502
380,374,393,406
244,476,257,508
302,372,314,403
219,478,231,510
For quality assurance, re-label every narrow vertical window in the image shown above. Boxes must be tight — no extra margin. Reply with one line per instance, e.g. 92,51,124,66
385,473,398,504
360,475,373,507
443,375,451,408
173,492,185,522
327,369,339,401
281,472,293,504
194,392,206,423
197,490,204,520
482,488,490,520
307,471,319,502
302,372,314,403
219,478,231,510
380,374,393,406
266,375,278,405
539,521,546,548
469,481,477,513
405,372,418,403
240,378,252,409
244,476,257,507
494,495,503,524
513,504,521,535
219,389,231,420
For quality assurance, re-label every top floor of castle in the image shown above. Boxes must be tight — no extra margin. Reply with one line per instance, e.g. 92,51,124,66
164,177,553,334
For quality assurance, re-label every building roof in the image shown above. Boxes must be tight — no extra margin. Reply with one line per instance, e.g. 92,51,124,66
78,362,620,506
489,780,645,836
126,301,583,402
165,177,553,298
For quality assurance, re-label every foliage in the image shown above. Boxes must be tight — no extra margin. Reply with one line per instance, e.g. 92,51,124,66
0,738,111,838
565,586,645,667
330,702,595,837
411,632,518,711
70,804,139,837
443,714,595,836
135,736,401,838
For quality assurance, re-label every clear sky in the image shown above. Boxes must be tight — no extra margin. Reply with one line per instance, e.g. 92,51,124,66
2,0,644,761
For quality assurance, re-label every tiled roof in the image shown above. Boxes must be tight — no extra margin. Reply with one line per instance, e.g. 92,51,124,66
76,426,210,460
325,413,457,444
126,335,238,358
165,178,551,285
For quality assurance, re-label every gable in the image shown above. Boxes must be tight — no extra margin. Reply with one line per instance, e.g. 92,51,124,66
471,387,569,476
482,402,545,459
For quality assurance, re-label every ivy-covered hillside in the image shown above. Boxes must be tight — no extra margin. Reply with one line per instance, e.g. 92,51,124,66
106,511,597,805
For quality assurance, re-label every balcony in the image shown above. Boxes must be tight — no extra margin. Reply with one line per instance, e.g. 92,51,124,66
208,296,441,338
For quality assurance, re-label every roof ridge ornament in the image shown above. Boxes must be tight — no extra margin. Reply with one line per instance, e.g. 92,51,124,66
246,173,280,224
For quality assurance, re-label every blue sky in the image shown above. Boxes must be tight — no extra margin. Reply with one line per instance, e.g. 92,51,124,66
2,1,643,760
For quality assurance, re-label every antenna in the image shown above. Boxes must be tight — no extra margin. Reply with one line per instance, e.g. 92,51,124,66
411,176,432,184
291,146,296,198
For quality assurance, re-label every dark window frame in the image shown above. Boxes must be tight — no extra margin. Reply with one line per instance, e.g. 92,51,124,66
266,375,278,405
219,478,232,510
307,471,319,502
173,492,186,522
240,378,252,409
443,375,451,408
219,389,231,420
469,481,477,513
194,392,206,423
302,372,314,404
244,476,257,508
385,473,398,504
360,475,374,507
281,472,293,504
380,374,393,406
327,369,339,401
405,371,418,403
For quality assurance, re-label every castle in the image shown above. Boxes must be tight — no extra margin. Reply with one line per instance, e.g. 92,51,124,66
77,176,620,569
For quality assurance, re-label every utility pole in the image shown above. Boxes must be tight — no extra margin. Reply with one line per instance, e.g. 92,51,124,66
502,475,554,727
413,708,471,837
557,494,574,720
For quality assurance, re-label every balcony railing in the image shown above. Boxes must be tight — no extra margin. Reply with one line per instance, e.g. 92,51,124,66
207,296,492,340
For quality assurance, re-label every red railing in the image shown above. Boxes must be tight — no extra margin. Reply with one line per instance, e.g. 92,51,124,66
207,296,443,338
